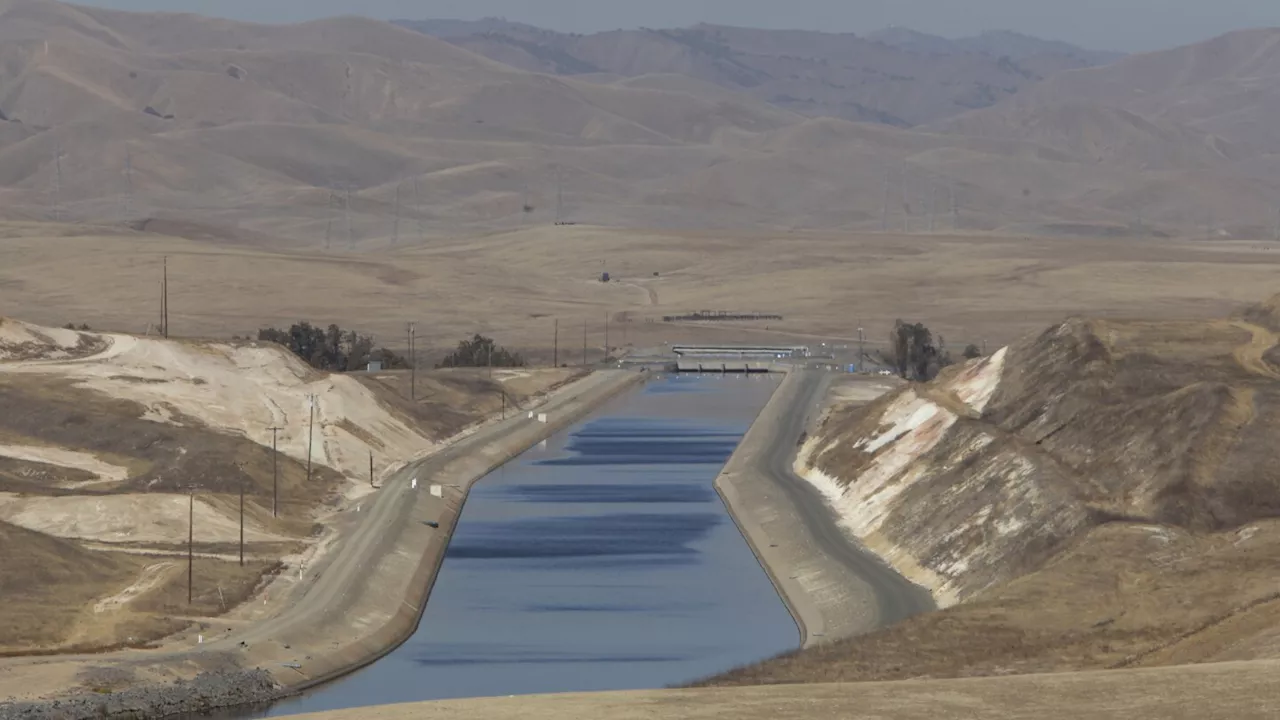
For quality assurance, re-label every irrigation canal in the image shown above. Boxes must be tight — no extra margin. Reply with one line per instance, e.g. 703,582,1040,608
238,373,796,716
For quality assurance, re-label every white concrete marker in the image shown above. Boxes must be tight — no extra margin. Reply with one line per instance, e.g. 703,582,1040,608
412,478,418,490
528,411,534,419
538,413,548,423
197,635,203,644
430,485,443,498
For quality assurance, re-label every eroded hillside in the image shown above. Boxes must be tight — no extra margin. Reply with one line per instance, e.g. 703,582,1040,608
700,297,1280,686
0,317,578,654
800,306,1280,605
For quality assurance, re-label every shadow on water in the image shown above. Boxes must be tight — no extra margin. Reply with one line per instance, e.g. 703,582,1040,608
446,513,723,560
218,374,795,718
501,483,716,504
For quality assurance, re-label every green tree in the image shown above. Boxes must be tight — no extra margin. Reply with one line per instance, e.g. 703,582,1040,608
439,334,525,368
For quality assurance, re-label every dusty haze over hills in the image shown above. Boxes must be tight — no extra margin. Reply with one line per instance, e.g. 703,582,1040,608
3,0,1280,245
63,0,1280,53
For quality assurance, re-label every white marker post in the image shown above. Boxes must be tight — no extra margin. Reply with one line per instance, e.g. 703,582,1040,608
538,413,548,424
430,485,443,498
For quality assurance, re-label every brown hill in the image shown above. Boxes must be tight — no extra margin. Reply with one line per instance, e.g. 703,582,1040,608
397,20,1121,127
944,27,1280,153
3,0,1280,242
702,295,1280,685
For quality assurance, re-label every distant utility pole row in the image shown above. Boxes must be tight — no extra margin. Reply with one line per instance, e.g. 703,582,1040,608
883,162,960,234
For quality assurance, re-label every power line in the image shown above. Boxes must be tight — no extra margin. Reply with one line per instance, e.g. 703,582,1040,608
268,426,281,518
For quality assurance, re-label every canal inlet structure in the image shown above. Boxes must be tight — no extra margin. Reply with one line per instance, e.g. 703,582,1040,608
232,374,797,717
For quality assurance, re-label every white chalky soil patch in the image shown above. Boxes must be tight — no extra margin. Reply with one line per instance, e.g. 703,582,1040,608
0,493,287,545
0,444,129,487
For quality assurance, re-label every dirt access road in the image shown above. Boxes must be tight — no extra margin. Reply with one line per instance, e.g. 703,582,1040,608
0,370,645,705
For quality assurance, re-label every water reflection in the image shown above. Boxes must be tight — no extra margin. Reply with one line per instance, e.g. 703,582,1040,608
243,374,794,717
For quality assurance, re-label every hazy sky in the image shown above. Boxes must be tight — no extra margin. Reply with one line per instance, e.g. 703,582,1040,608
73,0,1280,53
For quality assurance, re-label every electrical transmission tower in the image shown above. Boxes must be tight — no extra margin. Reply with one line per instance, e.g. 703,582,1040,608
324,187,335,251
122,148,134,219
345,185,354,250
555,166,564,224
414,177,426,242
50,142,63,222
391,182,401,247
880,167,890,232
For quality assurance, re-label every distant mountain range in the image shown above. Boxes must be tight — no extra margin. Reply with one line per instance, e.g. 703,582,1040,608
394,19,1124,127
5,0,1280,242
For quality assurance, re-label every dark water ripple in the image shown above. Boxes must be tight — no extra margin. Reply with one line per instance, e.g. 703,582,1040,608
447,513,722,560
501,483,715,504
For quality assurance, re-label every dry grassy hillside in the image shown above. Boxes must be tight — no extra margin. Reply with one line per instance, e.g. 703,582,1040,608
399,20,1119,127
702,296,1280,686
2,0,1280,240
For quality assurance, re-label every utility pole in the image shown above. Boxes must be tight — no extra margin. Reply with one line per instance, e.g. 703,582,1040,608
51,141,63,222
929,184,938,233
306,394,316,485
391,182,401,247
187,486,195,605
345,186,354,250
901,161,910,233
123,148,133,219
858,326,865,371
414,177,426,243
238,467,245,567
268,426,280,518
162,256,169,338
369,450,374,488
555,166,564,224
407,322,416,400
324,188,334,251
553,318,559,368
487,341,493,379
604,311,610,360
950,179,958,229
880,166,890,232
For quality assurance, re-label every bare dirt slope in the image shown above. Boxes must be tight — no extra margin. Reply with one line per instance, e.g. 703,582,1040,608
699,294,1280,686
0,316,574,654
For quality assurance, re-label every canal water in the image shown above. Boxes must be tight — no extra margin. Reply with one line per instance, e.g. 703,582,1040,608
250,373,794,716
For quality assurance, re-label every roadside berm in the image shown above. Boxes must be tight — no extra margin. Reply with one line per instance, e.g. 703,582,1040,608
702,294,1280,685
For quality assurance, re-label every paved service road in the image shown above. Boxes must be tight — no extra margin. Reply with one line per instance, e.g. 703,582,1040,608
715,366,933,645
773,369,934,628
